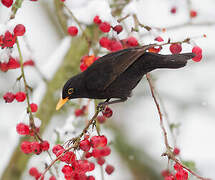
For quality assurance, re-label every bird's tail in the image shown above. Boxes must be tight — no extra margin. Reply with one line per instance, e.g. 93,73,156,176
143,52,195,69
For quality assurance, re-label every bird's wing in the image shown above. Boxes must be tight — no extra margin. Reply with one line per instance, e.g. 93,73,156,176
85,45,154,91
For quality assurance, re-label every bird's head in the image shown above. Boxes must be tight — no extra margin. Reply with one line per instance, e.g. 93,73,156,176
56,75,81,110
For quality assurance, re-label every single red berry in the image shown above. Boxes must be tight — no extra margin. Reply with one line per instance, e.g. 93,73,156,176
170,7,177,14
92,148,101,158
190,10,197,18
7,57,20,69
100,146,111,156
52,144,64,154
23,60,35,66
109,40,123,52
99,22,111,33
29,167,39,177
62,165,73,176
75,108,84,117
99,37,110,48
80,139,91,152
126,36,138,47
1,0,13,8
56,148,65,158
105,164,114,175
31,141,42,155
16,123,30,135
20,141,32,154
174,163,183,171
87,176,95,180
3,31,16,47
85,152,92,158
30,103,38,112
0,62,9,72
97,115,106,124
15,92,26,102
89,162,95,171
175,170,188,180
192,46,202,62
93,15,102,24
173,147,180,155
102,107,113,118
62,151,76,164
154,36,164,42
40,140,50,151
161,169,171,177
97,157,105,166
90,135,107,148
165,175,175,180
170,43,182,54
14,24,26,36
49,176,56,180
80,62,88,72
68,26,78,36
113,25,123,34
3,92,15,103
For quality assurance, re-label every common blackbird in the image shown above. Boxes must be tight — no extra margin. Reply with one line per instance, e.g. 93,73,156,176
56,45,194,110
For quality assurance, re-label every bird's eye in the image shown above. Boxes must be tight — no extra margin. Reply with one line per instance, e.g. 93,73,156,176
68,88,74,95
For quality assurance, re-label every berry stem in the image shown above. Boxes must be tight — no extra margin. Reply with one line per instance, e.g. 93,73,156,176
16,39,43,142
10,0,24,19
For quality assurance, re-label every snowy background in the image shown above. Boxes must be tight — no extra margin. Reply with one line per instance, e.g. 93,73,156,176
0,0,215,179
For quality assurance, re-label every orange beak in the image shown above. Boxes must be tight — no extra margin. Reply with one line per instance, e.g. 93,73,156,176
56,97,69,110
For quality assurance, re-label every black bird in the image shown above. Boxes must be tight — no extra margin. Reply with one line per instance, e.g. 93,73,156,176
56,45,194,110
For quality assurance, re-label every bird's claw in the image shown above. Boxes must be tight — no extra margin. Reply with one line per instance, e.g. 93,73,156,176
97,102,108,112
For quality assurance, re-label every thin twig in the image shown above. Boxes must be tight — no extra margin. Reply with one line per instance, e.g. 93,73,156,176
146,73,210,180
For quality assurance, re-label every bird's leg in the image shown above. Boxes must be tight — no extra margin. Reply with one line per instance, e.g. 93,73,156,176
97,98,127,111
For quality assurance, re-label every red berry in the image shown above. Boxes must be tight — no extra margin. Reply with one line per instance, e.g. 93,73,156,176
29,167,39,177
113,25,123,34
40,140,50,151
0,62,9,72
154,36,164,42
175,170,188,180
148,47,161,53
92,148,101,158
190,10,197,18
99,22,111,33
174,163,183,171
192,46,202,62
30,103,38,112
170,43,182,54
105,164,114,175
62,151,76,164
161,169,171,177
165,175,175,180
20,141,32,154
75,108,84,117
52,144,64,154
87,176,95,180
14,24,26,36
171,7,177,14
89,162,95,171
102,107,113,118
93,15,101,24
80,62,88,72
1,0,13,8
7,57,20,69
68,26,78,36
85,152,92,158
100,146,111,156
99,37,110,48
62,165,73,176
3,31,16,47
90,135,107,148
31,141,42,155
97,157,105,166
97,115,106,124
49,176,56,180
109,40,123,52
3,92,15,103
173,147,180,155
23,60,35,66
80,139,91,152
126,36,138,47
15,92,26,102
16,123,30,135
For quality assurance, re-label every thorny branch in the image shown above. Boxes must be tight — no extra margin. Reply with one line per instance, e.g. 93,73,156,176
146,73,211,180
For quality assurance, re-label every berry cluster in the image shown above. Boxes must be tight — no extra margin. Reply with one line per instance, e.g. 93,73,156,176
47,135,114,179
162,163,189,180
21,140,49,155
3,91,26,103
